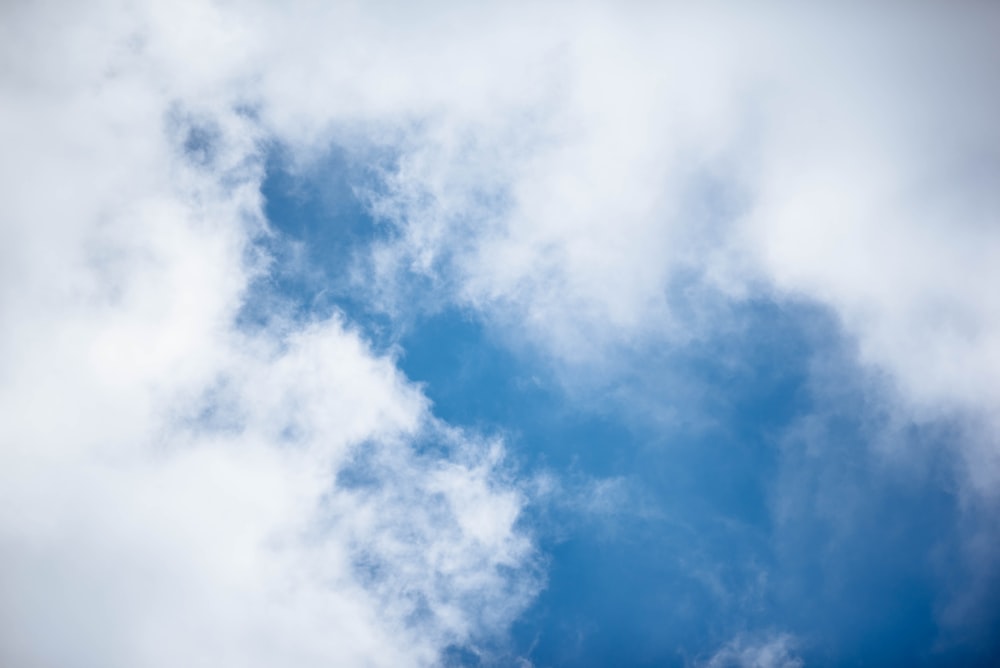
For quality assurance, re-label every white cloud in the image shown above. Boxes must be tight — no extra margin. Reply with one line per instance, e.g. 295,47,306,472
731,7,1000,488
0,2,538,665
4,0,1000,663
340,4,1000,488
702,632,803,668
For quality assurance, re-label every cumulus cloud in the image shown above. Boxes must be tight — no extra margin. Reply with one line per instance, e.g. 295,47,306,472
0,2,538,665
348,4,1000,487
0,314,538,667
4,0,1000,664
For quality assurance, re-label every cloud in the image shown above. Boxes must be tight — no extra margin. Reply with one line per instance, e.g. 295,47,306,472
4,0,1000,664
0,316,539,667
701,632,803,668
342,4,1000,488
0,2,538,665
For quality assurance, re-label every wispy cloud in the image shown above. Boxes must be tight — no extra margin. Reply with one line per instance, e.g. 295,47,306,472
701,632,803,668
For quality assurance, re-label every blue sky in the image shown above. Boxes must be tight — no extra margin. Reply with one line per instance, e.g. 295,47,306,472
3,3,1000,667
259,147,1000,666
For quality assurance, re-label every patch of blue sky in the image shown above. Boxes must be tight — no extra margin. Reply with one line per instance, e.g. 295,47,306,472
253,148,1000,666
239,143,400,343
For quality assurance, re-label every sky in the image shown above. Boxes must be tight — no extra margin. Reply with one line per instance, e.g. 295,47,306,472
1,2,1000,667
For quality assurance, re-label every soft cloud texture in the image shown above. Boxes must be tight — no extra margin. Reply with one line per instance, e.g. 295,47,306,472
702,632,803,668
0,2,538,665
4,0,1000,665
353,4,1000,487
